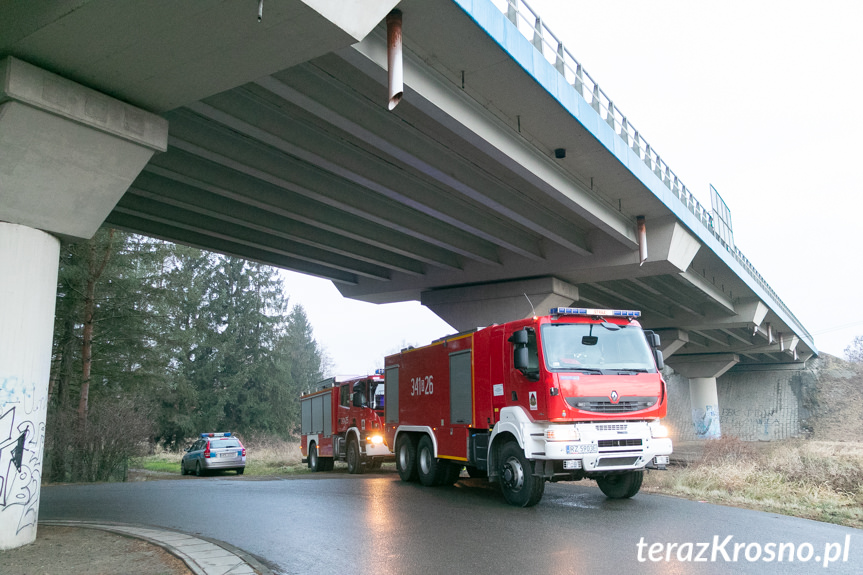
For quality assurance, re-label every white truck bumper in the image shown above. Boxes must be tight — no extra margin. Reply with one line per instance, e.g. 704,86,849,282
528,421,673,473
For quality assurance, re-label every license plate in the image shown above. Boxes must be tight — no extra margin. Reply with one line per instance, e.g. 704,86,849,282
220,452,235,458
566,444,598,454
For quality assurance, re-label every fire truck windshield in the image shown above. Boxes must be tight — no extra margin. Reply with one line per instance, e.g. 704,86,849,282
371,381,385,410
540,323,656,373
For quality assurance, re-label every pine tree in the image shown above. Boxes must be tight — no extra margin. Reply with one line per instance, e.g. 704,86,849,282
48,229,329,469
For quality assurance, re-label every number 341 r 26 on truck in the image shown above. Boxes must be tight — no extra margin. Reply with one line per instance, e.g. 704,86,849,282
302,307,672,507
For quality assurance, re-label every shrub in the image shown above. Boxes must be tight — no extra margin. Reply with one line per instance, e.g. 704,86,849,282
46,398,155,483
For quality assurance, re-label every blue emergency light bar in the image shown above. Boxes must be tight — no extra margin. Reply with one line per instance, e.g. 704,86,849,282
201,432,232,438
375,368,385,375
550,307,641,318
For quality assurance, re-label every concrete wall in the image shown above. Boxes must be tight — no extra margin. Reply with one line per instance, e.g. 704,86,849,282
664,355,857,443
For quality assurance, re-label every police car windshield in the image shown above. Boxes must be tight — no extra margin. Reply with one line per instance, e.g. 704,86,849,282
212,439,241,448
540,323,656,373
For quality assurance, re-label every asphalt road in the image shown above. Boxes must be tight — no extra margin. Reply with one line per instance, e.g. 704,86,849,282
40,471,861,575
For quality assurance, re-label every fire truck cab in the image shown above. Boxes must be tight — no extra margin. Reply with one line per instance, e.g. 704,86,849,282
300,372,391,473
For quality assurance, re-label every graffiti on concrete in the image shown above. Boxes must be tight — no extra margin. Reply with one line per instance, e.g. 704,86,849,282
718,407,785,440
692,404,720,438
0,378,45,535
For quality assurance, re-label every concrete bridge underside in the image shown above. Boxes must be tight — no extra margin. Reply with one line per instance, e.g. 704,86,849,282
1,0,816,548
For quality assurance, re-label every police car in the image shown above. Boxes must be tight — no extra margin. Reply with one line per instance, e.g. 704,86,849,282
181,432,246,476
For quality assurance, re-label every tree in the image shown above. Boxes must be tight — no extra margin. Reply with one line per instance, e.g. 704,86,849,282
845,335,863,363
273,304,325,433
48,229,329,476
49,230,174,480
78,229,115,420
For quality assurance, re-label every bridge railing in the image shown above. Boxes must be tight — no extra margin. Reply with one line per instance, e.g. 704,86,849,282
490,0,811,342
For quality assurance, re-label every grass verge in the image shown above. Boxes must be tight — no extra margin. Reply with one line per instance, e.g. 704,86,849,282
642,437,863,529
133,435,310,477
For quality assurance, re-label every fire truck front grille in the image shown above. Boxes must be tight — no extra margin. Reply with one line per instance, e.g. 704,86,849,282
596,424,627,432
598,439,643,448
566,396,657,413
596,457,640,467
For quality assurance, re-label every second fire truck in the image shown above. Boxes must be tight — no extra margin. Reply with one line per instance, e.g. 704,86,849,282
300,373,392,473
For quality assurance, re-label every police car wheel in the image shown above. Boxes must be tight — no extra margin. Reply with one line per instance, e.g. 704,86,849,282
195,462,203,477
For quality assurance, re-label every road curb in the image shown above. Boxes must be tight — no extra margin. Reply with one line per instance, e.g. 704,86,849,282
39,520,275,575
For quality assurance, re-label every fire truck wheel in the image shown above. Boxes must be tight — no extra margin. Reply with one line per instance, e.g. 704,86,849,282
417,435,448,487
308,443,321,472
498,442,544,507
346,439,365,474
396,434,419,482
596,470,644,499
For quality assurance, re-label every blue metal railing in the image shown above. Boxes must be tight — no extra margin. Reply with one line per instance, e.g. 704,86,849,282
490,0,811,343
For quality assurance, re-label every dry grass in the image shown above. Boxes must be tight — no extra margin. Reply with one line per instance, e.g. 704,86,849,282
135,435,309,476
642,437,863,528
240,433,307,474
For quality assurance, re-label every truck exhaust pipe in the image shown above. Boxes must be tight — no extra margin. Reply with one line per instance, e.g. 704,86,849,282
387,9,403,111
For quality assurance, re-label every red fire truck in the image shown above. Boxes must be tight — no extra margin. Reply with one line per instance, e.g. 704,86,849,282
383,307,672,506
300,372,392,473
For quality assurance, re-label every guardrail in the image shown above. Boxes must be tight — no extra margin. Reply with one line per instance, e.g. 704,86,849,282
490,0,811,342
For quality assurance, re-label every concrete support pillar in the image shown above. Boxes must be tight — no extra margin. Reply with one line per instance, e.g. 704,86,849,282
0,223,60,550
421,276,578,331
689,377,721,439
0,57,167,550
665,353,739,440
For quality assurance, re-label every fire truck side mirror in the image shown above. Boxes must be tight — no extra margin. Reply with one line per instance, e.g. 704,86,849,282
644,330,661,349
514,346,529,371
653,349,665,371
510,329,539,381
352,391,366,408
508,329,529,345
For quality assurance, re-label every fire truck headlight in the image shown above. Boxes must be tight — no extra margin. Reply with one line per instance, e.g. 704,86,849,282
650,422,669,438
367,434,384,445
545,426,579,442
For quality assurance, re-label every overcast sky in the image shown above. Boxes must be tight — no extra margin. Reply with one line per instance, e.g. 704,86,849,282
282,0,863,375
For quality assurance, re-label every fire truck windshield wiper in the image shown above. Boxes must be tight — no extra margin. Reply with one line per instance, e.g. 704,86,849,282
568,368,603,375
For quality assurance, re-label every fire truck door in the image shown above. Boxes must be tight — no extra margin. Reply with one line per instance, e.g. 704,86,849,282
385,366,399,424
449,350,472,425
444,349,472,458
